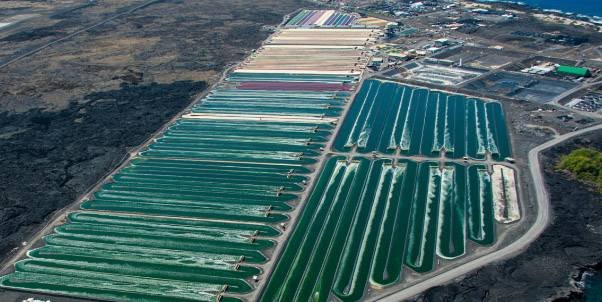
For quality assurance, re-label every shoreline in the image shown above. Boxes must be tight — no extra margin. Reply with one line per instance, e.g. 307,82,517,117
471,0,602,25
552,261,602,301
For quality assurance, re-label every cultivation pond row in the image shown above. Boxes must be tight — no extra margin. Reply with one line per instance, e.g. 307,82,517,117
81,156,312,221
1,21,378,301
191,89,349,117
226,72,358,84
334,79,512,160
140,119,334,165
261,157,504,302
236,82,352,92
3,211,279,302
0,76,356,301
285,10,358,27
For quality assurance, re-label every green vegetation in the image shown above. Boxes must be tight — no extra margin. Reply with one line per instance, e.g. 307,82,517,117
557,148,602,192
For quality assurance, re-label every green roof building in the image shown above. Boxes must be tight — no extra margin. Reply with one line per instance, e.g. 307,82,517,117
556,65,591,77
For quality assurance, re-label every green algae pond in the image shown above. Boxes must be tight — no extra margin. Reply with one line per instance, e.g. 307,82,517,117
260,78,517,302
261,158,502,302
192,89,348,117
3,212,270,302
0,77,349,301
140,118,332,165
0,44,520,302
333,79,512,160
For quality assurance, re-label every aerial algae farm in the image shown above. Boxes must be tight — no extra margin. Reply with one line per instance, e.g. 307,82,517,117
0,9,523,302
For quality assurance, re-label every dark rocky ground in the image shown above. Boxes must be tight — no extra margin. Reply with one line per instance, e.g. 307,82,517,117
0,80,205,258
417,130,602,302
0,0,307,262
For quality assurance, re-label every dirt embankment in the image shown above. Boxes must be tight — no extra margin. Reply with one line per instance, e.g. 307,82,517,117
417,131,602,302
0,0,308,260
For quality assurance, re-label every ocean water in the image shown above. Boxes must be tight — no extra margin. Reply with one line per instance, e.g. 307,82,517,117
586,271,602,302
520,0,602,17
484,0,602,18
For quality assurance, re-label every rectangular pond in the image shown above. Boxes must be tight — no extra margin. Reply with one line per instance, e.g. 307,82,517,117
333,79,512,160
261,157,514,302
